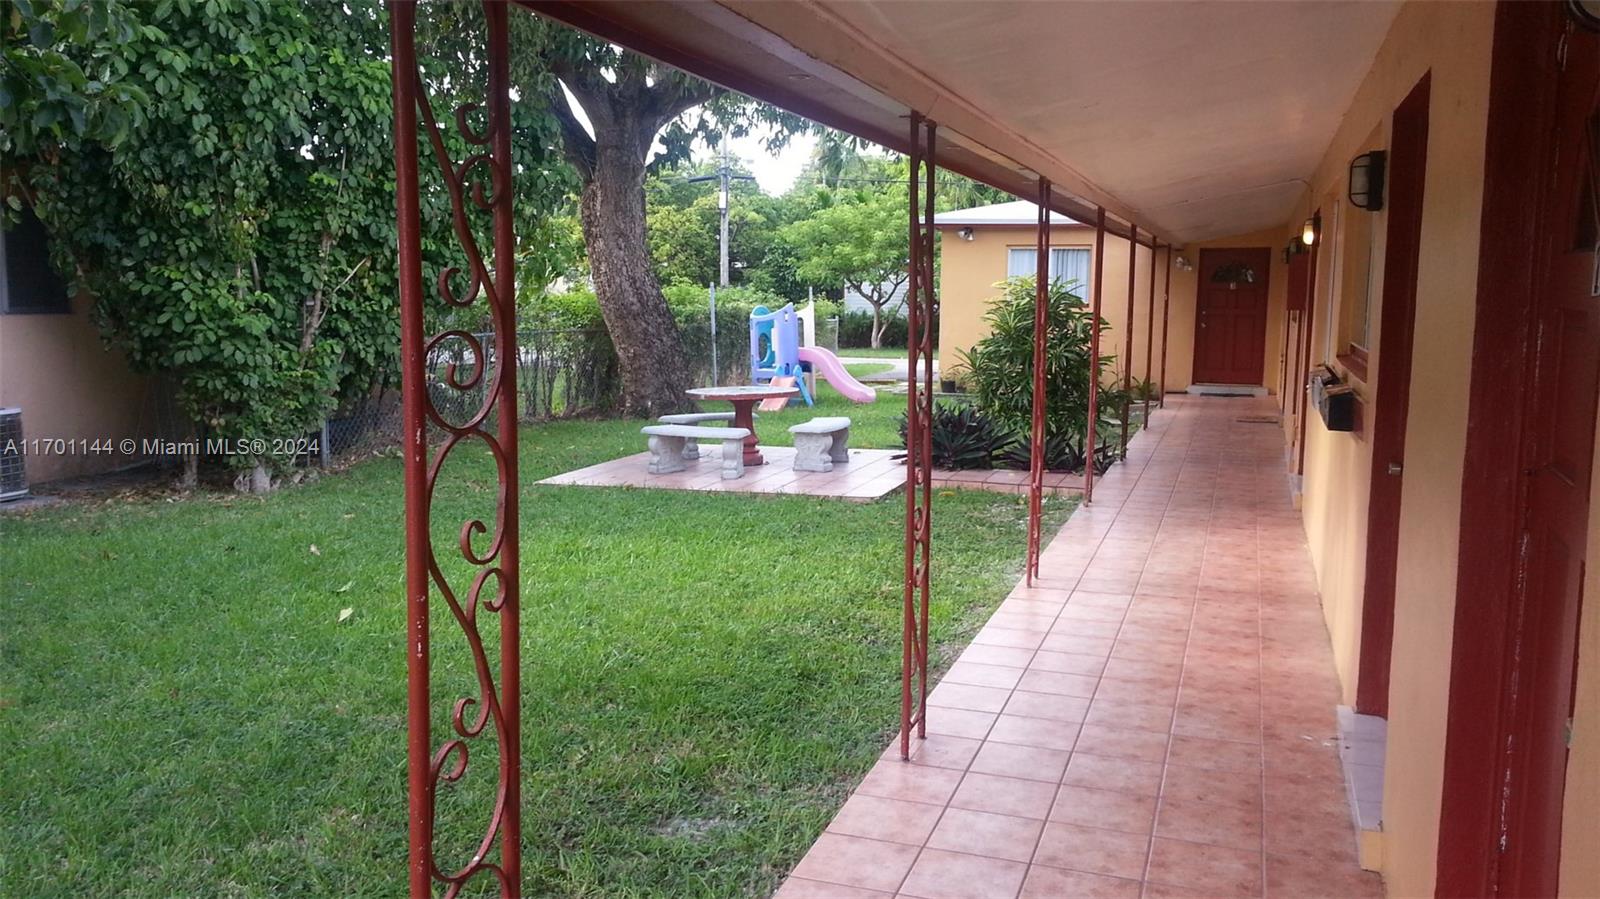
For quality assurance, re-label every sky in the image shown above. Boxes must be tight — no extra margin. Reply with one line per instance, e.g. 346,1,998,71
560,84,819,195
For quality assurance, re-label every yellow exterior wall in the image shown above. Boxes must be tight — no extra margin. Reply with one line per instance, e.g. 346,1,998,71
936,224,1285,396
1283,2,1501,896
0,291,162,482
1567,426,1600,895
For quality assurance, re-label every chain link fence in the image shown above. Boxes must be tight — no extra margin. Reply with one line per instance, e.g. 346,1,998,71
319,311,842,465
323,325,618,463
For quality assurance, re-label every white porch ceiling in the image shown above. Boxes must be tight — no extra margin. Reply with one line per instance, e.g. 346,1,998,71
522,0,1401,244
770,0,1400,242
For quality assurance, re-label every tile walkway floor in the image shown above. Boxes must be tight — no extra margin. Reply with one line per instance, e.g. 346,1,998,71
776,395,1383,899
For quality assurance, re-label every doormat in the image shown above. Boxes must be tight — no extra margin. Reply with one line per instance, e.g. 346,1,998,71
1236,415,1281,424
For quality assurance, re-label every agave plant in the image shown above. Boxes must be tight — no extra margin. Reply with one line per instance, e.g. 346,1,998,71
898,401,1015,470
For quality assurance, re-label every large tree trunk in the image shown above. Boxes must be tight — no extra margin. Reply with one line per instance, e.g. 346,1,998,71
579,142,693,416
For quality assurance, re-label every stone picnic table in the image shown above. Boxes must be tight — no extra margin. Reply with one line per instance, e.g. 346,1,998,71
685,384,799,466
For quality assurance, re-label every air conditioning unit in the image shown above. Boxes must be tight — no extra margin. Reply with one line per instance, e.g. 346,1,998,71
0,408,28,501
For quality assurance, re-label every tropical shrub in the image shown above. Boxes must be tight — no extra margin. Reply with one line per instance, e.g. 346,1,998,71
1000,432,1120,476
898,402,1013,470
957,276,1120,443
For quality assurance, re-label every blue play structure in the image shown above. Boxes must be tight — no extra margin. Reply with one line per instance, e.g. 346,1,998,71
749,303,877,406
750,304,811,404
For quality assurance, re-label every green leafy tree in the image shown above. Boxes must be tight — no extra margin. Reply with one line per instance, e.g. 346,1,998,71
540,32,810,414
646,163,793,290
780,188,909,347
0,0,148,160
5,0,570,489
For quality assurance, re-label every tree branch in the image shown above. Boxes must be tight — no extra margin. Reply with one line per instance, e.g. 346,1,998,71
645,77,722,131
547,83,596,183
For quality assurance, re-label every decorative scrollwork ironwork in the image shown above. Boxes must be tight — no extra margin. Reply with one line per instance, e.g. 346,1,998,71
902,115,936,760
391,2,520,896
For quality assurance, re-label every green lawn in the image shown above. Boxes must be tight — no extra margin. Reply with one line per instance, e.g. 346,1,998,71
833,346,929,360
0,381,1075,897
843,362,894,379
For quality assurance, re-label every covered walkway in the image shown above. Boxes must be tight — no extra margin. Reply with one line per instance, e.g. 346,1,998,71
779,396,1380,898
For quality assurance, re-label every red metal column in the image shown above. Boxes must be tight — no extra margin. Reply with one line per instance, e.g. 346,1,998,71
901,114,935,759
391,2,520,895
389,5,430,894
1026,179,1050,584
1084,207,1106,503
1143,240,1157,424
1159,245,1172,409
1120,225,1138,457
486,3,521,890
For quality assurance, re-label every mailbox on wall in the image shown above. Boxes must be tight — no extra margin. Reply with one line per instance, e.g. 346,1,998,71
1309,365,1357,432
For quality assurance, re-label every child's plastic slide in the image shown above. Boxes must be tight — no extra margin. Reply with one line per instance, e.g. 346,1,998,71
796,346,877,403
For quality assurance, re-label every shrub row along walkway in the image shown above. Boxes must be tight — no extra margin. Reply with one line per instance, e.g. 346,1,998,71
776,394,1381,899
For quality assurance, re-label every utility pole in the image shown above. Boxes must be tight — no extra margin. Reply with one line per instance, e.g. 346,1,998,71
719,140,731,287
684,131,753,287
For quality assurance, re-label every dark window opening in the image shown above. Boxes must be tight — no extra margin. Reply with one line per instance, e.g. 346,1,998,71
1,206,71,314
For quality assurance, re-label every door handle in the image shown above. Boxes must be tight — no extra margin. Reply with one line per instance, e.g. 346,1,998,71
1387,462,1403,475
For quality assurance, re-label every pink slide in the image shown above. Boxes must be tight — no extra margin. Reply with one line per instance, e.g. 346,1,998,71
797,346,877,403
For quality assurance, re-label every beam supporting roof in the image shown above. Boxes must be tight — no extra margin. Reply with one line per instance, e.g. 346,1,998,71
516,0,1165,247
520,0,1400,246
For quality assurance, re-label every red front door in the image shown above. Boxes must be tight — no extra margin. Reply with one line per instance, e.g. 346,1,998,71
1356,73,1431,719
1193,247,1270,385
1443,8,1600,895
1497,17,1600,896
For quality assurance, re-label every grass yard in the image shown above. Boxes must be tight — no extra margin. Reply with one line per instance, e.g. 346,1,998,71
843,361,894,379
0,381,1075,898
832,346,929,360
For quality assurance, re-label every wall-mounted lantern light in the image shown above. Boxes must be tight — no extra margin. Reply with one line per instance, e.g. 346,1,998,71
957,227,975,241
1301,215,1320,248
1174,255,1195,272
1569,0,1600,30
1349,150,1388,211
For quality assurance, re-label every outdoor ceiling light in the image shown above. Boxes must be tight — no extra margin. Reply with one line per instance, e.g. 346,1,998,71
1349,151,1387,211
957,227,975,241
1302,215,1320,248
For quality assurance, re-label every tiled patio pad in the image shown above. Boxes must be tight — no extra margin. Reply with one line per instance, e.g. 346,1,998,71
537,445,906,501
776,395,1383,899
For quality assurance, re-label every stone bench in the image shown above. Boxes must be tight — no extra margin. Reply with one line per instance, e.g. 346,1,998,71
641,424,751,479
658,412,744,459
788,416,851,473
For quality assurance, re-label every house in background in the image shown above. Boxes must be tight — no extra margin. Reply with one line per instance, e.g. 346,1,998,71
936,199,1289,398
0,208,173,487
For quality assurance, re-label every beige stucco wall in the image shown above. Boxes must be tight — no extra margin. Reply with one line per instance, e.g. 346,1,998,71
936,224,1285,397
1283,2,1514,896
0,290,162,483
937,224,1147,382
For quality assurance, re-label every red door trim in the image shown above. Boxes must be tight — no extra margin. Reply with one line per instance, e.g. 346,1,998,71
1439,3,1573,894
1355,72,1431,719
1296,228,1320,477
